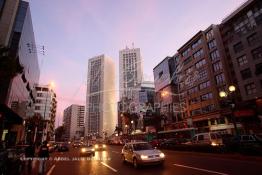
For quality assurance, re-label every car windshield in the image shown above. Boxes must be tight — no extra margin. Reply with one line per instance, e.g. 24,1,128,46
133,143,153,151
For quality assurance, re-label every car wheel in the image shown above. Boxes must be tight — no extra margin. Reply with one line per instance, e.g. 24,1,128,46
133,158,139,169
122,155,126,163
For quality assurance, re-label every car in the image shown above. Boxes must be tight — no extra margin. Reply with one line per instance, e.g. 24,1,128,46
149,139,161,148
190,132,223,146
57,142,69,152
47,142,56,152
93,143,107,151
73,141,82,148
121,141,165,168
80,145,95,156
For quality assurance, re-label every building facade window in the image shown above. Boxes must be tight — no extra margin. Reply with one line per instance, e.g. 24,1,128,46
191,108,201,116
183,57,192,65
195,59,206,69
192,38,202,49
35,106,41,110
37,93,43,97
210,50,220,62
252,47,262,60
206,29,214,41
189,97,200,105
188,86,198,94
213,61,223,72
233,42,244,53
255,63,262,75
202,104,215,113
208,40,217,50
237,55,248,66
245,83,256,95
215,73,225,85
201,92,213,101
240,68,252,80
199,81,210,90
182,48,191,57
193,49,204,59
198,69,208,81
247,33,258,45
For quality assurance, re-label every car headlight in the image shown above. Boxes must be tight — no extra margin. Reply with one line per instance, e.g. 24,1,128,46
140,155,148,160
211,142,219,146
81,148,86,152
160,153,165,158
102,144,106,148
95,145,98,148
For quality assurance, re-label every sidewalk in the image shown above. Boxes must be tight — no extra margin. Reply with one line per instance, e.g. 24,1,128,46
22,159,55,175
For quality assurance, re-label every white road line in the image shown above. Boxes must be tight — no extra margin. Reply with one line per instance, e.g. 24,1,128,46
46,164,56,175
173,164,229,175
112,151,119,154
101,162,118,173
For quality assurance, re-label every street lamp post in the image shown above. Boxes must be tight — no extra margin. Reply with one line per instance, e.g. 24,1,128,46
219,85,239,136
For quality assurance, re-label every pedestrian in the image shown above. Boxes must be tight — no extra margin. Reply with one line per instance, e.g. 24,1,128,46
25,141,35,174
38,141,49,175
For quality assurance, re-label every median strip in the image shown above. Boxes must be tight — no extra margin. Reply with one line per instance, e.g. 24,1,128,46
173,163,229,175
101,162,118,173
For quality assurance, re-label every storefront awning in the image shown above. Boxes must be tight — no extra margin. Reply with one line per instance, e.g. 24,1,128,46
0,104,23,124
234,109,255,117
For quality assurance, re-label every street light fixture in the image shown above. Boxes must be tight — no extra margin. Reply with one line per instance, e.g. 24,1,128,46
219,91,227,98
219,85,239,136
229,85,236,92
131,120,134,124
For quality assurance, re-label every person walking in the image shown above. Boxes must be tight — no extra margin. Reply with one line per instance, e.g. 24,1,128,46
38,141,49,175
25,141,35,174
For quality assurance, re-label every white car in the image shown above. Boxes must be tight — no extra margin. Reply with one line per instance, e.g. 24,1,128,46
121,142,165,168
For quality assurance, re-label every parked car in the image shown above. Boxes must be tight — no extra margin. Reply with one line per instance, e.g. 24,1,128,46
149,139,162,148
80,145,95,156
121,141,165,168
57,142,69,152
190,132,223,146
159,138,189,149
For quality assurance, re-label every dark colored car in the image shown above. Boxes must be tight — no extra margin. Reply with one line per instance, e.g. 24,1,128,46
73,141,82,148
160,138,188,149
94,143,107,151
80,145,95,156
57,143,69,152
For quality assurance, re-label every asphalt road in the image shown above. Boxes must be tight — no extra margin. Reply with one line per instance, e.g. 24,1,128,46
46,145,262,175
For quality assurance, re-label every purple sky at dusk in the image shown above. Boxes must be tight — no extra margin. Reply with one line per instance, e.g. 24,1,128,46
29,0,247,128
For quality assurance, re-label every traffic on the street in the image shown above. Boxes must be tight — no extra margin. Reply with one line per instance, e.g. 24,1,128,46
1,0,262,175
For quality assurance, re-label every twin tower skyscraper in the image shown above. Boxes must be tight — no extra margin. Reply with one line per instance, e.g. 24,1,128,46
85,46,142,137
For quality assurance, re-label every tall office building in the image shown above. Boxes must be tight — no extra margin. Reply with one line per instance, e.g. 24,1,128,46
0,0,40,146
63,105,85,140
33,84,57,141
119,46,143,100
85,55,116,137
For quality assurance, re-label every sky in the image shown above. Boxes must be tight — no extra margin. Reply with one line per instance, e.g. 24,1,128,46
29,0,247,128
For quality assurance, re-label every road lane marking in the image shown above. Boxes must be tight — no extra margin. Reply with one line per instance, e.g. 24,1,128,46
46,164,56,175
112,151,120,154
101,162,118,173
173,164,229,175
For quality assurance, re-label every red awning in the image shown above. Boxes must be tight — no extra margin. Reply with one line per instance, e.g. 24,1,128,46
234,109,255,117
